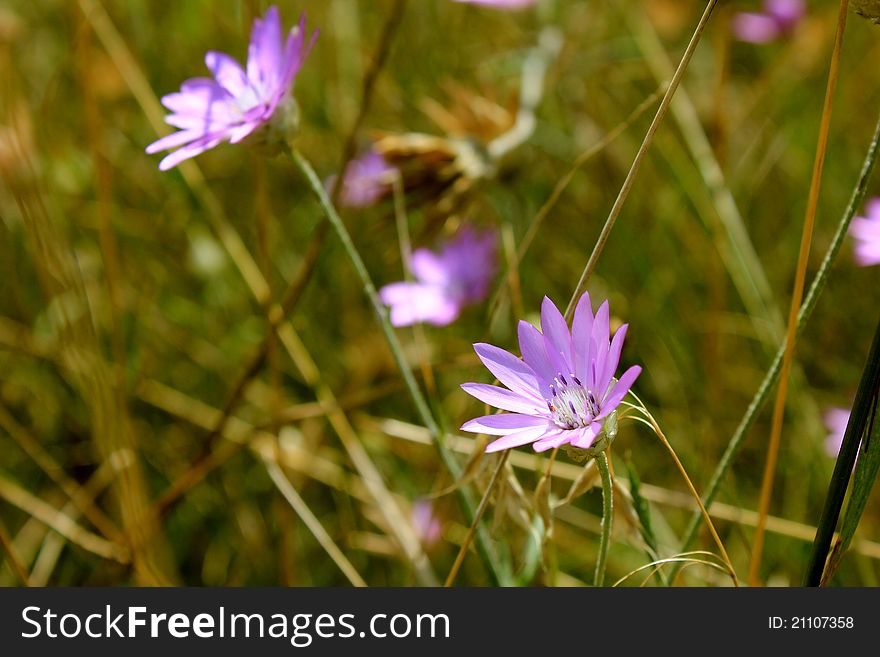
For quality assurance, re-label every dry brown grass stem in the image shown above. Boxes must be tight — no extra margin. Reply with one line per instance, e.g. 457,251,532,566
748,0,849,587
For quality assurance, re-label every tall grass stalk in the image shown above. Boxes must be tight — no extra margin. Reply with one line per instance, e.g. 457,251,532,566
749,0,849,587
673,108,880,578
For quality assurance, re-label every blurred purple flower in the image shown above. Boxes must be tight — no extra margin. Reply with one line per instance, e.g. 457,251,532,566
147,7,317,171
379,226,497,327
411,501,442,546
452,0,539,8
326,149,395,208
823,406,850,457
460,293,641,454
849,198,880,267
732,0,805,43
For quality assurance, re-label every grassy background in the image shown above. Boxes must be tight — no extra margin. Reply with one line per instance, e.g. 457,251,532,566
2,0,880,586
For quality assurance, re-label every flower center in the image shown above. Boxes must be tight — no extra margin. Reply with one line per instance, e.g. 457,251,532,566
547,373,600,430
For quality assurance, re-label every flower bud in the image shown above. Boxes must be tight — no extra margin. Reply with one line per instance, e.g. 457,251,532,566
852,0,880,23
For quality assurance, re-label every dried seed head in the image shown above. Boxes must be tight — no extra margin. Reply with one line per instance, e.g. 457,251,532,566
852,0,880,23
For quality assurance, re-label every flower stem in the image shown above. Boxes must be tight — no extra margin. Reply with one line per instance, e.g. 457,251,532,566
290,149,513,586
672,106,880,579
594,450,613,587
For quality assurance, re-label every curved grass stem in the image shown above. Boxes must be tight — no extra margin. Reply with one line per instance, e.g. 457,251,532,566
291,149,513,586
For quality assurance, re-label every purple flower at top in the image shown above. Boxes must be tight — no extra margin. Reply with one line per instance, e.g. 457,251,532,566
732,0,806,43
849,198,880,267
146,7,317,171
452,0,539,8
379,226,497,327
460,293,641,454
326,149,396,208
823,406,850,457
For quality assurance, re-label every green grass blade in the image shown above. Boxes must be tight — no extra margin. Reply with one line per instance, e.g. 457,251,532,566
805,314,880,585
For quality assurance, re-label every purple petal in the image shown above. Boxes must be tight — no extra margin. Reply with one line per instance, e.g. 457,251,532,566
461,413,549,436
485,424,555,453
460,383,545,414
596,365,642,420
540,296,573,375
570,423,602,449
156,134,225,171
279,14,317,94
410,249,451,286
732,13,781,43
532,430,574,453
571,292,594,380
146,128,209,154
473,343,543,401
597,324,628,395
247,5,283,95
205,51,250,97
517,320,554,388
379,282,460,326
766,0,805,30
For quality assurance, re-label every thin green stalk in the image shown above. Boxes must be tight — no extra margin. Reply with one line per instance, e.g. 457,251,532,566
594,450,613,587
290,149,513,586
672,108,880,577
563,0,719,320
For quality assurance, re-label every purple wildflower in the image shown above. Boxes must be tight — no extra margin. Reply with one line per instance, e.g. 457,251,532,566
326,149,396,208
146,7,317,171
823,406,850,457
379,226,497,327
460,293,641,454
452,0,539,8
732,0,805,43
849,198,880,267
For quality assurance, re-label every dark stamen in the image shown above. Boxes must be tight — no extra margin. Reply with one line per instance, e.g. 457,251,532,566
572,375,582,387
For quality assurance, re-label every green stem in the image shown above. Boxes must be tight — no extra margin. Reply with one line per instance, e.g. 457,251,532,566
672,107,880,578
290,149,513,586
594,450,613,587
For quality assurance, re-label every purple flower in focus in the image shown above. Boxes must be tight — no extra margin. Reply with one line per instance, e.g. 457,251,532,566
326,149,396,208
379,226,497,327
823,406,850,457
732,0,805,43
146,7,317,171
460,293,641,454
849,198,880,267
452,0,539,8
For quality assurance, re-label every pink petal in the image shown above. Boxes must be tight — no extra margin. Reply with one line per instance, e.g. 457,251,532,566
461,413,549,436
596,365,642,420
571,292,594,381
570,423,602,449
205,51,250,97
532,430,574,452
517,320,555,387
473,343,543,402
540,296,573,375
597,324,628,395
410,249,451,286
732,13,781,43
485,424,555,453
379,282,459,327
460,383,545,414
157,134,225,171
247,5,283,95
